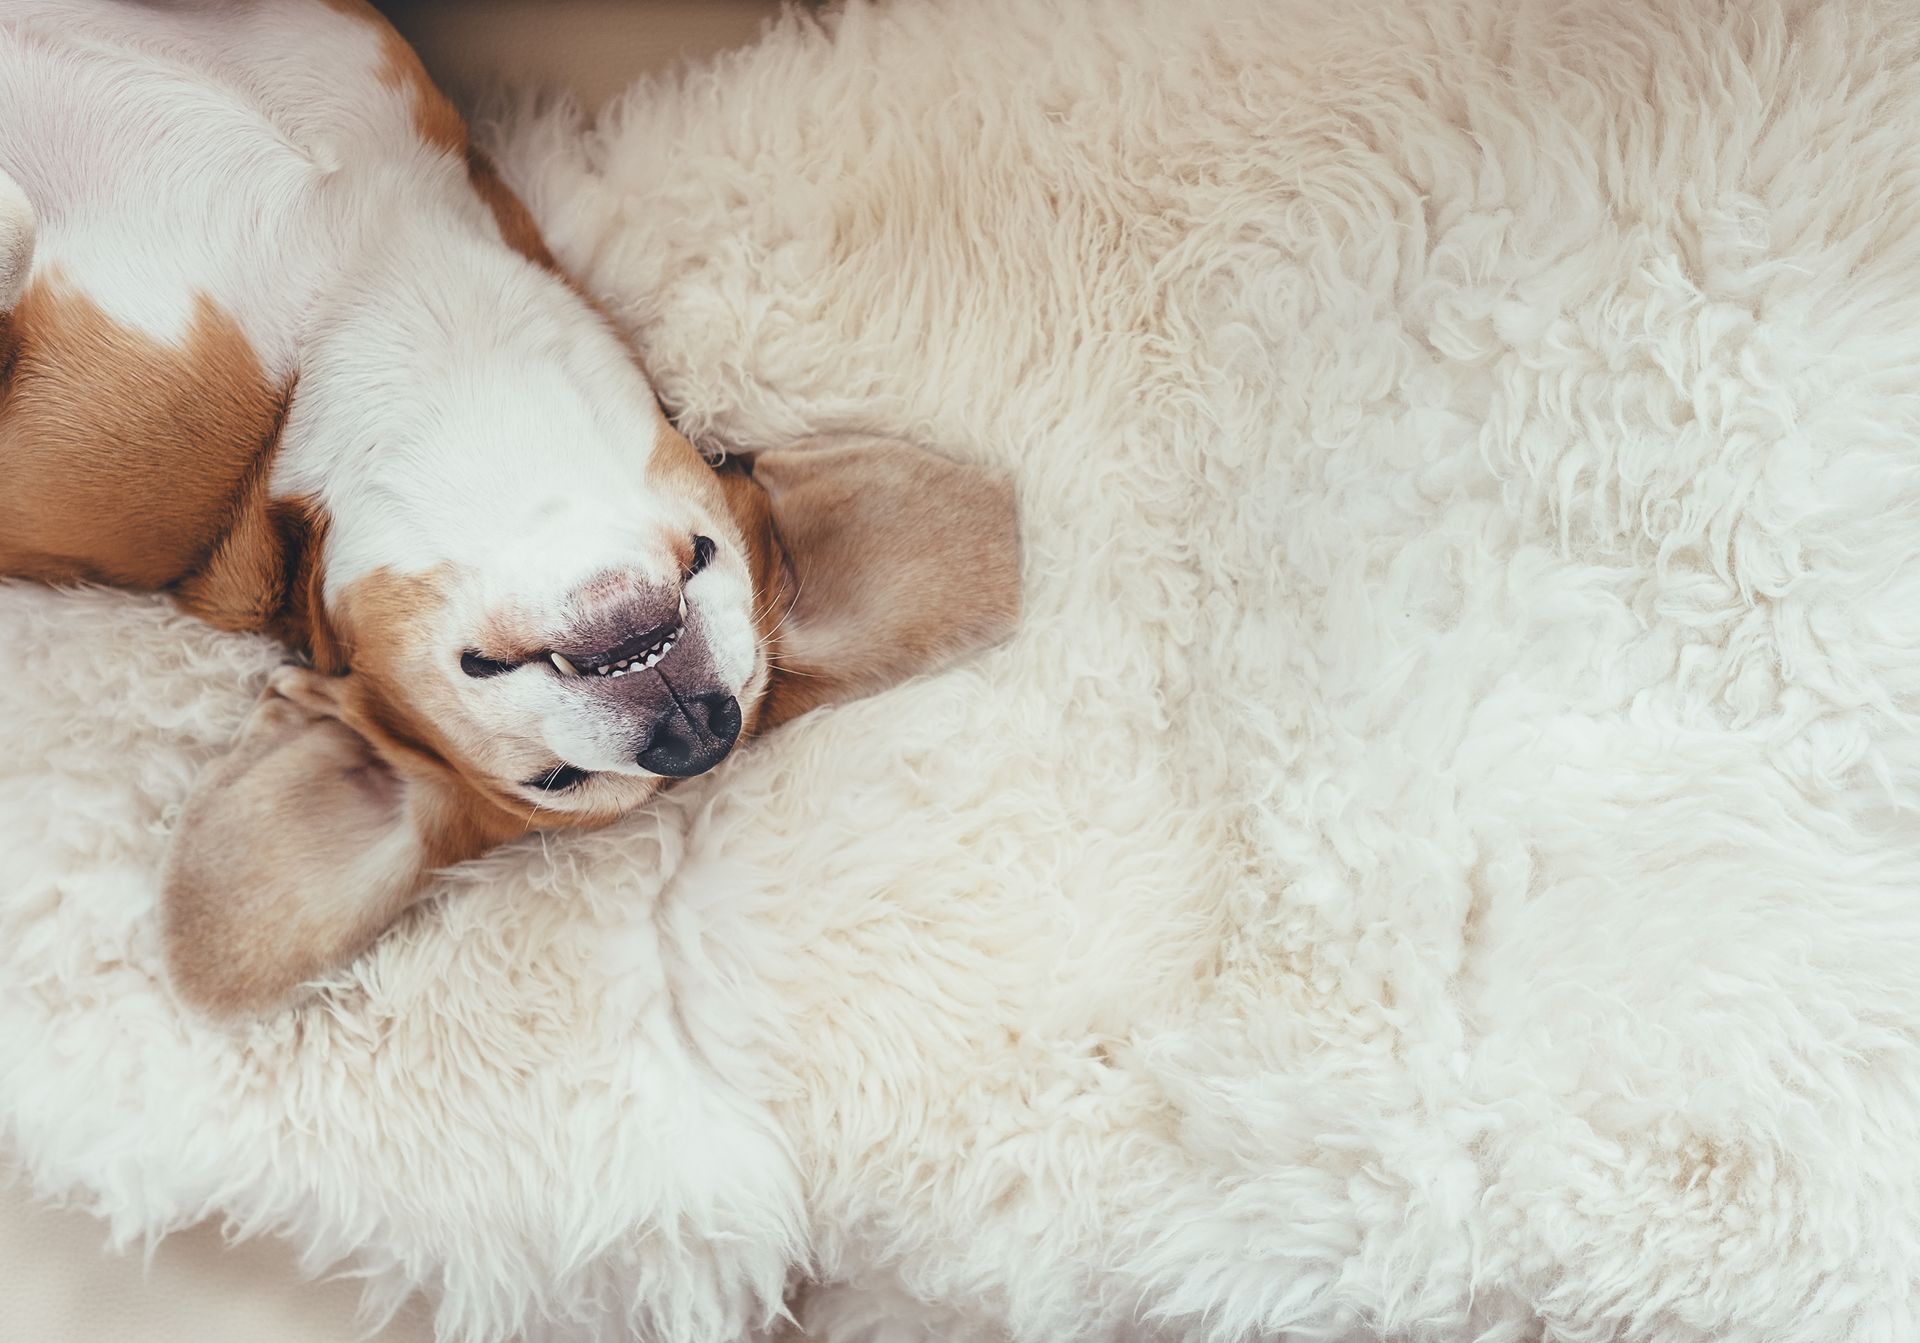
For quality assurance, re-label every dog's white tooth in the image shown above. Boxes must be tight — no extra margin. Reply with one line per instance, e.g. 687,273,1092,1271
596,665,610,676
550,652,580,677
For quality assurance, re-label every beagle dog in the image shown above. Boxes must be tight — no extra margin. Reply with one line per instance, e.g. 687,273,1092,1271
0,0,1019,1017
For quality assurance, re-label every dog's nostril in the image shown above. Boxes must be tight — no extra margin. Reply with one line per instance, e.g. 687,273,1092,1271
699,691,743,744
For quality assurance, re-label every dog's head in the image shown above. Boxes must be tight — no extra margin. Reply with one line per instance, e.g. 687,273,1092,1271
163,408,1020,1019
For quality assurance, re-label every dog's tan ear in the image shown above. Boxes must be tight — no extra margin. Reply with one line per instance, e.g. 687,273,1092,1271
740,436,1021,730
161,668,474,1020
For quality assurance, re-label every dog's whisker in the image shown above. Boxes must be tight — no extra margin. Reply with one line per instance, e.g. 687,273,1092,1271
757,576,806,644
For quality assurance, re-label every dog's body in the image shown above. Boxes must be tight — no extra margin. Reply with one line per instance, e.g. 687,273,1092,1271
0,0,1019,1016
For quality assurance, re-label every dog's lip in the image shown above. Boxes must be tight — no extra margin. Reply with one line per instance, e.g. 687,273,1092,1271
552,617,684,674
466,591,703,685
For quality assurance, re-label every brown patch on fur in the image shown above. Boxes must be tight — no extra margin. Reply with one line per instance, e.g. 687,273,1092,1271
318,0,468,156
265,497,344,668
328,568,604,834
0,280,312,619
647,421,731,520
466,147,560,272
320,3,573,284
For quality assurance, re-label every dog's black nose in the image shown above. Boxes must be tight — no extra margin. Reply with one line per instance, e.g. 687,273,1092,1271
637,692,742,778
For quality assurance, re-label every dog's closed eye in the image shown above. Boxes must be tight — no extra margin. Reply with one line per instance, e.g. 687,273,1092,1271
461,650,519,678
523,763,593,792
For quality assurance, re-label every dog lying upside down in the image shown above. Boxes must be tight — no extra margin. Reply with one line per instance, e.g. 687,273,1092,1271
0,0,1019,1018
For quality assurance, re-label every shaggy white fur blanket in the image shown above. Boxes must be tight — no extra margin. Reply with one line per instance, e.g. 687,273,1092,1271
8,0,1920,1338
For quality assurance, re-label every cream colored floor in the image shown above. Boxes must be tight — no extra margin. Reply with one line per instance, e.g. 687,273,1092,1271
0,1179,437,1343
0,4,784,1340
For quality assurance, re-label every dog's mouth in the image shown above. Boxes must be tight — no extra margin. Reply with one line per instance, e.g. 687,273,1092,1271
545,614,685,681
461,608,688,684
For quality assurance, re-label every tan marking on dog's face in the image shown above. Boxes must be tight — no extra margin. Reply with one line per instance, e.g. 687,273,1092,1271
0,279,292,594
326,566,650,833
645,421,732,545
318,0,468,156
330,568,535,822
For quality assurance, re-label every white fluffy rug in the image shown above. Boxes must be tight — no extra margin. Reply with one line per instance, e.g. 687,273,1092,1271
8,0,1920,1338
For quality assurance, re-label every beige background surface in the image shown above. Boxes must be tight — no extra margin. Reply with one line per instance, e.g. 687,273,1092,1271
0,4,784,1340
0,1178,438,1343
384,0,792,108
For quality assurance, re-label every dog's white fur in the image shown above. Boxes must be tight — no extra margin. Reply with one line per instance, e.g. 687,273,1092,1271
8,0,1920,1339
0,165,30,310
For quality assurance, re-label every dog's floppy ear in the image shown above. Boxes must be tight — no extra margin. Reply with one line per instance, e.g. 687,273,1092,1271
735,435,1021,731
160,667,504,1020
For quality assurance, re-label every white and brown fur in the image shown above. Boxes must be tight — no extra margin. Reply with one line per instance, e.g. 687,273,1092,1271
0,0,1019,1018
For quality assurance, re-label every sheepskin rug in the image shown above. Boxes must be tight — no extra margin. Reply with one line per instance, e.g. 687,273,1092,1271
7,0,1920,1338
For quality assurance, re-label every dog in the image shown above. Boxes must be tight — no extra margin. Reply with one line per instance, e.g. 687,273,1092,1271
0,0,1019,1018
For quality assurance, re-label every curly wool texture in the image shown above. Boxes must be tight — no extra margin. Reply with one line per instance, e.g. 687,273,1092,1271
8,0,1920,1339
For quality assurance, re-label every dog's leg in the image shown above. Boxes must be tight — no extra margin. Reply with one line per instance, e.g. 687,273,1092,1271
0,166,35,313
